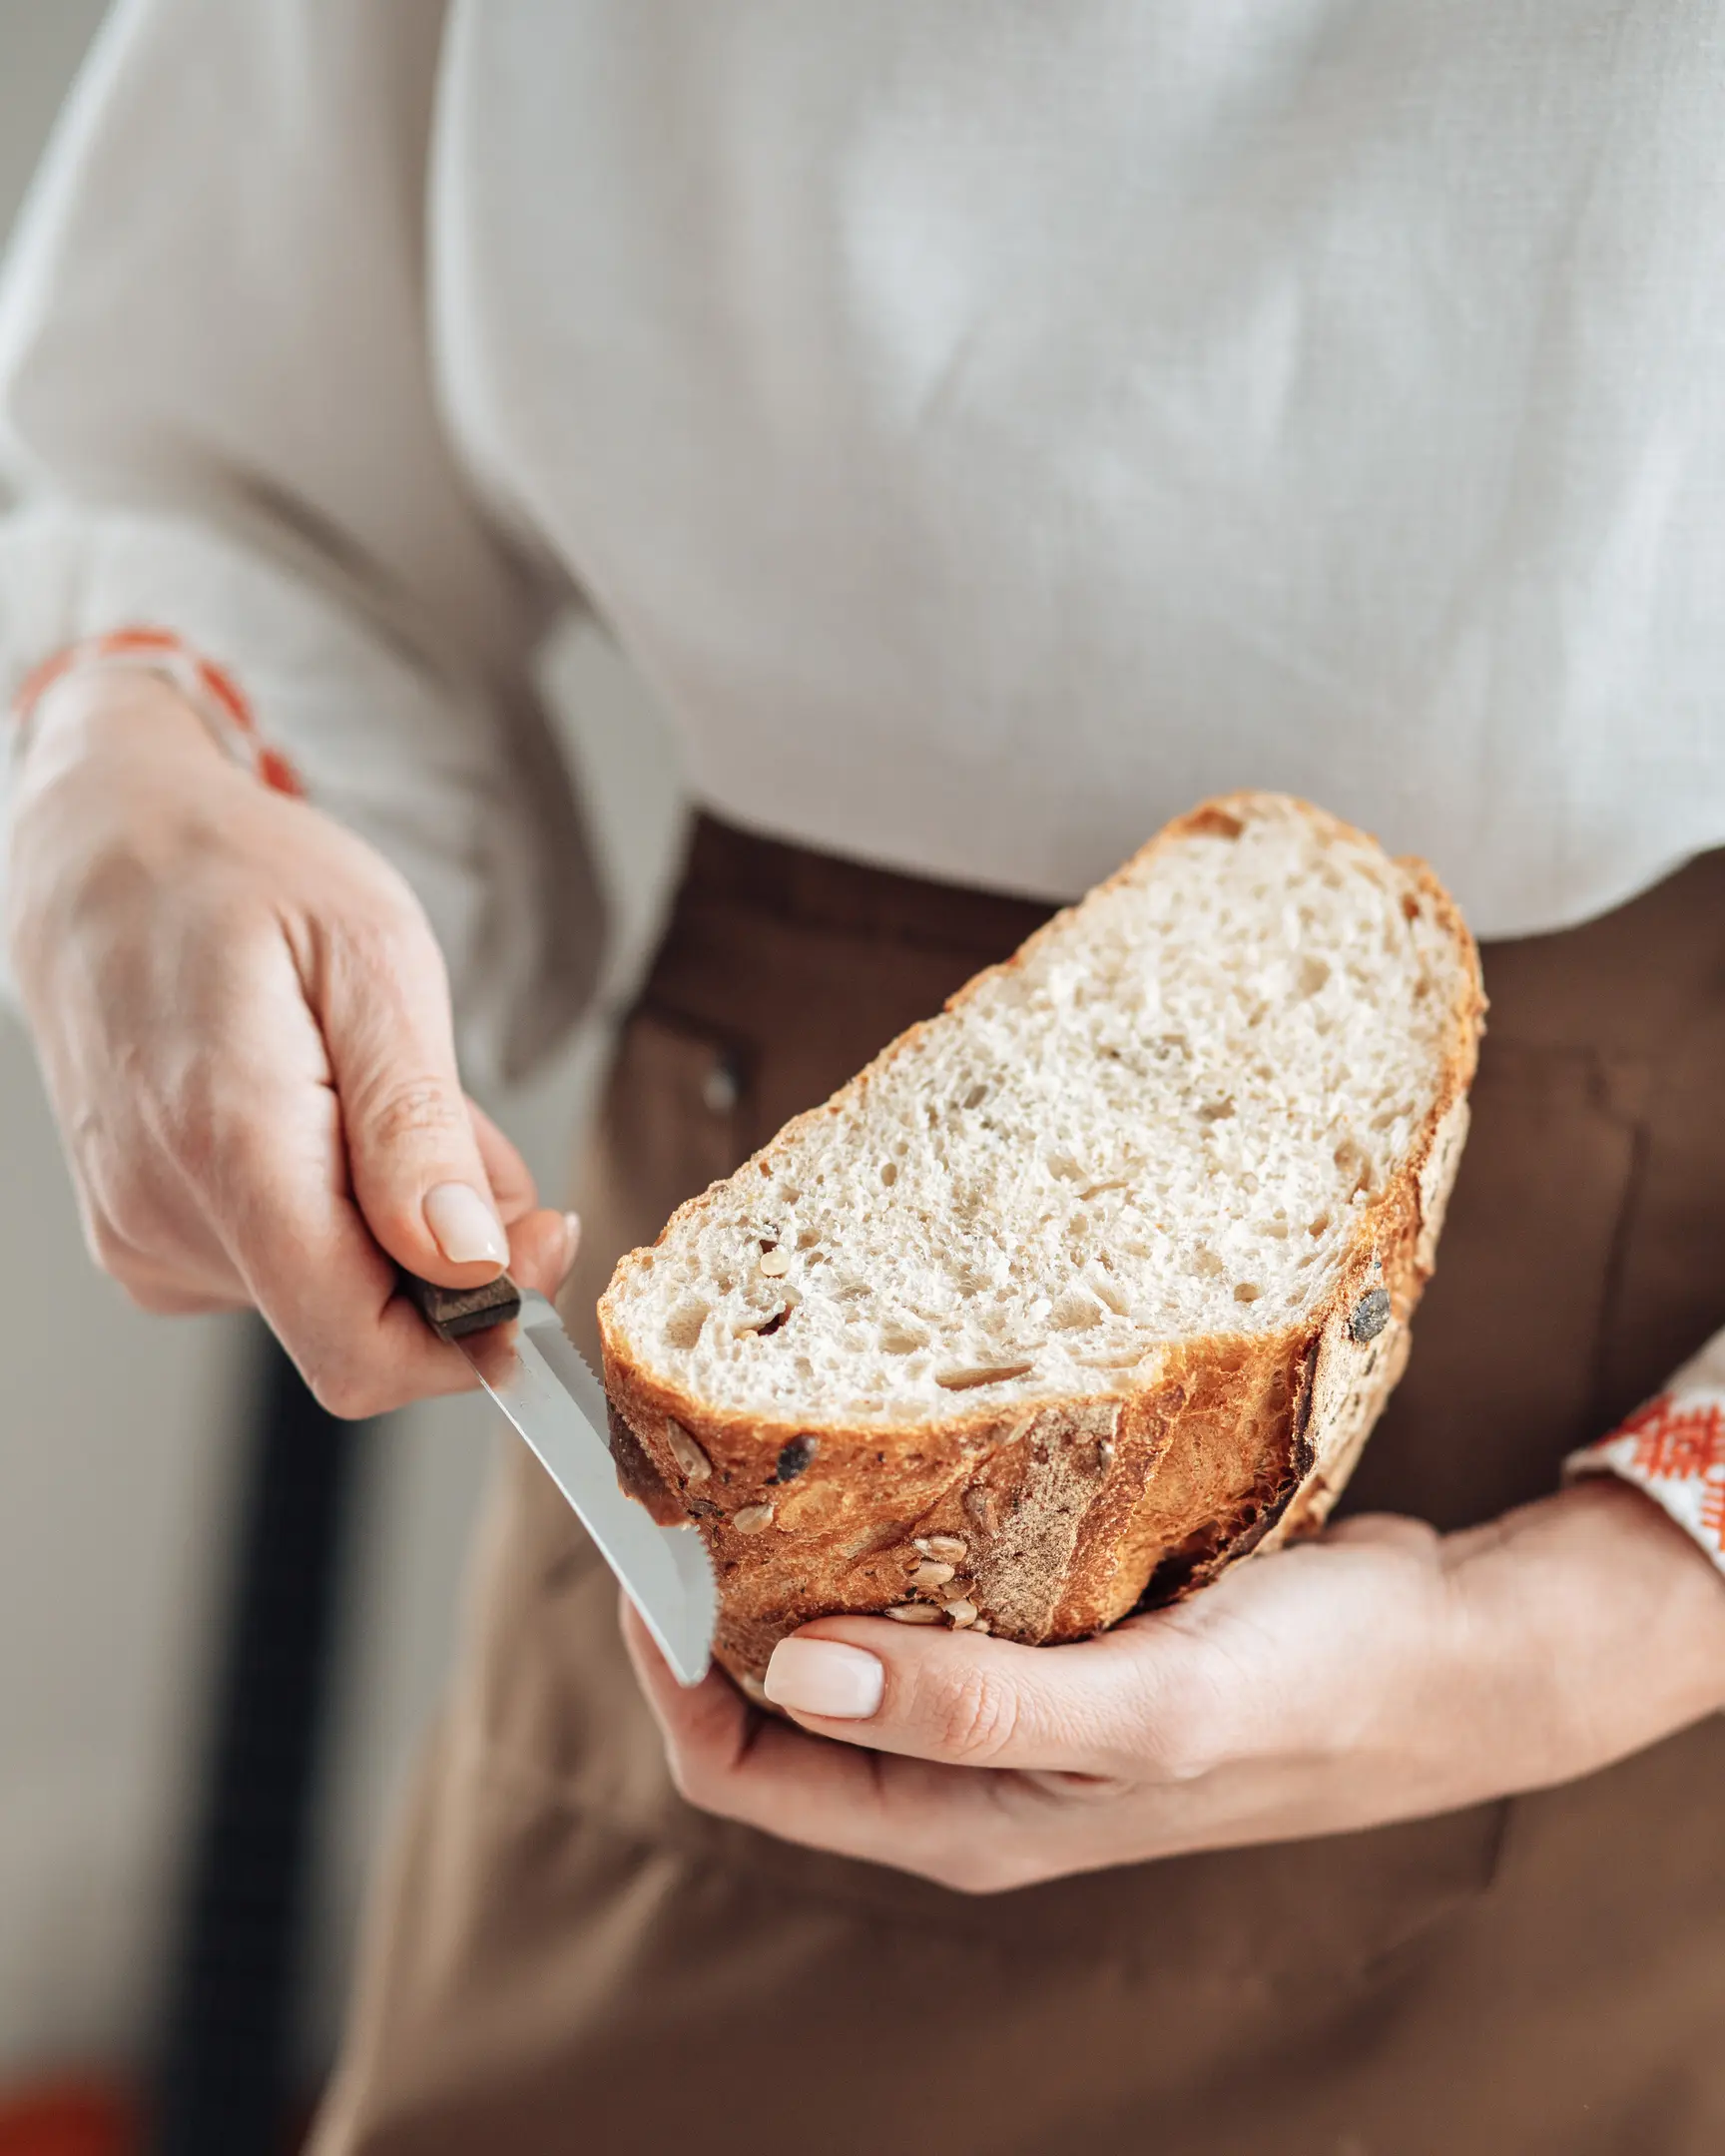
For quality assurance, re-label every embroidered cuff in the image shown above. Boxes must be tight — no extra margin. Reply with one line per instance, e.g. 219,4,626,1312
13,625,303,797
1567,1333,1725,1572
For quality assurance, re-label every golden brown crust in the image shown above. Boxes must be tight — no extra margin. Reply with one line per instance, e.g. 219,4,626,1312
598,792,1484,1683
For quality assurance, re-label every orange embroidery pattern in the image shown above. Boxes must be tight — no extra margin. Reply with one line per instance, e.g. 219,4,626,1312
1617,1394,1725,1481
14,625,303,799
1606,1392,1725,1555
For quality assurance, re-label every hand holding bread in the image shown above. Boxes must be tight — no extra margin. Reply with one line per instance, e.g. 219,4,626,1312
625,1478,1725,1889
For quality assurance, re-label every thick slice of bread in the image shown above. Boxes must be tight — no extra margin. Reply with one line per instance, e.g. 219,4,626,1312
599,793,1482,1683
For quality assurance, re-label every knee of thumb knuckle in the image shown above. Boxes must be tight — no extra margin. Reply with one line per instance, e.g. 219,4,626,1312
358,1078,467,1156
919,1662,1022,1764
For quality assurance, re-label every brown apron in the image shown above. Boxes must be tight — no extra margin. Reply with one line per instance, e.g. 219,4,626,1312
312,818,1725,2156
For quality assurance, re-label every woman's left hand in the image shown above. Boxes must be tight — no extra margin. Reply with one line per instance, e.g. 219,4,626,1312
624,1477,1725,1892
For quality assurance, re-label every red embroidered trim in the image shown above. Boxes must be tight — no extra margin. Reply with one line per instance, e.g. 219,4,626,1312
1616,1393,1725,1484
13,626,304,799
1598,1391,1725,1555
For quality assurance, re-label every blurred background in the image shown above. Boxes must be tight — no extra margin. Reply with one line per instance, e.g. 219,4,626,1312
0,8,685,2148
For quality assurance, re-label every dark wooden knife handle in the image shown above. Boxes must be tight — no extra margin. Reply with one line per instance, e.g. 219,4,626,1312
400,1269,522,1342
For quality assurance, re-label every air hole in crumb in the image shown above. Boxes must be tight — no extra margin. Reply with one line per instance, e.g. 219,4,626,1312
1297,955,1331,997
664,1301,709,1351
1050,1291,1101,1330
750,1307,793,1339
1308,1214,1331,1239
1402,892,1422,921
879,1161,897,1187
935,1360,1037,1391
962,1083,989,1110
1193,1248,1225,1277
1234,1282,1264,1304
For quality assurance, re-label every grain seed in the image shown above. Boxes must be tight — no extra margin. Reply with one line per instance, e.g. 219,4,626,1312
885,1603,942,1624
962,1486,997,1533
732,1503,776,1534
665,1419,713,1482
943,1599,978,1627
1349,1286,1392,1343
909,1561,955,1588
922,1534,968,1562
758,1248,791,1277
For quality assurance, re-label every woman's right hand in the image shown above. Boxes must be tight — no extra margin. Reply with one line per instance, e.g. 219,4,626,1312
5,666,575,1416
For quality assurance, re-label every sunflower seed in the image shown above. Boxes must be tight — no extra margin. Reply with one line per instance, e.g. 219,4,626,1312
922,1534,969,1562
732,1503,775,1534
909,1560,956,1589
885,1603,942,1624
943,1599,978,1627
962,1486,996,1533
665,1419,713,1482
758,1248,791,1277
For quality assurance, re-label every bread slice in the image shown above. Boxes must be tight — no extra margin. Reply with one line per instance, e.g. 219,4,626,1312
599,793,1482,1682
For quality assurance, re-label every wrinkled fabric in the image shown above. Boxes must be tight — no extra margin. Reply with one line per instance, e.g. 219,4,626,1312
9,2,1725,1065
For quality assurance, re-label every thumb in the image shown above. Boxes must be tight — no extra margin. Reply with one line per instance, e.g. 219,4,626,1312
762,1614,1170,1777
314,901,507,1284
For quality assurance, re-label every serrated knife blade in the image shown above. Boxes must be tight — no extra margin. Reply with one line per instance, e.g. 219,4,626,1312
403,1273,717,1686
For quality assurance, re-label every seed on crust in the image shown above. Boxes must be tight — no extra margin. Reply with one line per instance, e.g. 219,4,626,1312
758,1248,791,1277
732,1503,776,1533
943,1599,978,1626
885,1603,941,1624
909,1560,955,1588
969,1618,990,1634
922,1534,968,1562
665,1419,712,1481
773,1434,819,1482
962,1486,997,1533
1349,1287,1392,1343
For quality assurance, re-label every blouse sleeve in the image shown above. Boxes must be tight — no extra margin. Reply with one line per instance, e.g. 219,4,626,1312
1567,1330,1725,1573
0,0,603,1085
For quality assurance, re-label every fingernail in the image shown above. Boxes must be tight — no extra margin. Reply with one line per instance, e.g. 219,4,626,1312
423,1182,508,1267
765,1638,884,1720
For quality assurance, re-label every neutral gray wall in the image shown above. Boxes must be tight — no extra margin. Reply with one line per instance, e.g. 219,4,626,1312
0,2,684,2082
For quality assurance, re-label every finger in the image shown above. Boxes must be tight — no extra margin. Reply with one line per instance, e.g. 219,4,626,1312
507,1205,581,1298
465,1098,538,1225
1322,1512,1440,1555
620,1600,1018,1885
307,902,509,1286
212,1076,480,1418
761,1614,1190,1776
118,1275,253,1318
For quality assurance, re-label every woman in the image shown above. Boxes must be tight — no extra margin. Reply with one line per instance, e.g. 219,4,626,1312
5,4,1724,2150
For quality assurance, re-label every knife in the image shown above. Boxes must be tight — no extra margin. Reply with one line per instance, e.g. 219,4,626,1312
402,1271,718,1686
